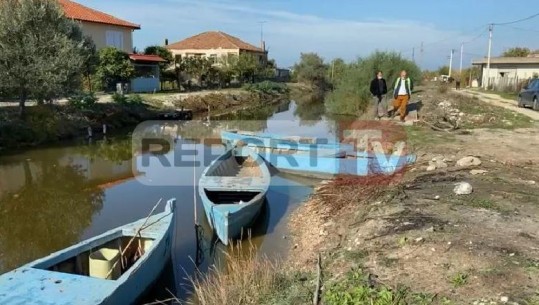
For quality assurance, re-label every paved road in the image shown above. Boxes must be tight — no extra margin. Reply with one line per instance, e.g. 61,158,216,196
457,89,539,121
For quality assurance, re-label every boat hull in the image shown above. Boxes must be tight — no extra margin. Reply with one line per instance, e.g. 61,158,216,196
201,193,266,245
0,199,177,305
256,152,417,179
221,131,351,157
199,147,270,245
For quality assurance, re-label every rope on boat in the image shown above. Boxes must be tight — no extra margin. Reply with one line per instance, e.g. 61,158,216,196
105,199,163,279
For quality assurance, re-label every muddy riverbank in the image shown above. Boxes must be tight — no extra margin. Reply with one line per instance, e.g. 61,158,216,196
284,85,539,304
187,84,539,305
0,89,287,151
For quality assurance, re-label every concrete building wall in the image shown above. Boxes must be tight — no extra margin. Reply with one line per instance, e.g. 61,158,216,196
168,48,266,64
481,63,539,79
79,21,134,53
480,63,539,88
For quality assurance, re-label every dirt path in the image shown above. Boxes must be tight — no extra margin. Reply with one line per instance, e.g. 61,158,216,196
286,84,539,305
457,89,539,121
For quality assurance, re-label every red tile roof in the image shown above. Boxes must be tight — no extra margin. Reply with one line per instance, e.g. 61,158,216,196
129,54,166,63
58,0,140,29
166,31,264,52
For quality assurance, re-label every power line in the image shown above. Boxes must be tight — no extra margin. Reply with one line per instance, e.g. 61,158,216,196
493,12,539,26
497,24,539,33
462,29,488,44
421,24,488,49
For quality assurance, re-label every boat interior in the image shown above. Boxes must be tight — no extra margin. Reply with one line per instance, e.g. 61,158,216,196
205,190,261,204
35,235,155,281
208,154,262,178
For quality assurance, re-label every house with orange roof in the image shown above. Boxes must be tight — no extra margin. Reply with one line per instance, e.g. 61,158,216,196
58,0,165,92
166,31,268,64
58,0,140,54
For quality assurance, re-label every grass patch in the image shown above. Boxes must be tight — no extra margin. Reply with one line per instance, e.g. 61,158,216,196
380,256,399,267
343,249,369,262
190,244,312,305
405,125,456,149
453,196,510,214
476,89,518,101
323,268,440,305
449,272,469,288
398,236,409,247
468,198,497,210
450,94,533,129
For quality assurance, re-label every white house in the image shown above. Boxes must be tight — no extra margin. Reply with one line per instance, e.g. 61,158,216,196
472,56,539,89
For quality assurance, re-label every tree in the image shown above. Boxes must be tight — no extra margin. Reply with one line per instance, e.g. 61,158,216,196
234,53,260,83
502,47,531,57
80,37,99,92
0,0,88,116
293,53,328,87
144,46,174,89
328,58,347,84
437,66,450,76
95,47,134,91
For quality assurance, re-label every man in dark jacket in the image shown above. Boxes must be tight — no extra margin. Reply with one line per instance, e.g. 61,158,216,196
369,71,388,119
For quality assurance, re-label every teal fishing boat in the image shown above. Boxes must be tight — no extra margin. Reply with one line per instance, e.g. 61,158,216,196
255,151,417,178
221,130,352,157
198,147,270,245
0,199,177,305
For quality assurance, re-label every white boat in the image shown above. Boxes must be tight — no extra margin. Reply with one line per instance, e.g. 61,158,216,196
0,199,177,305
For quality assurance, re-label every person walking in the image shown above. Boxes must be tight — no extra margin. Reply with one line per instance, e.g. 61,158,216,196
391,70,413,122
369,71,388,120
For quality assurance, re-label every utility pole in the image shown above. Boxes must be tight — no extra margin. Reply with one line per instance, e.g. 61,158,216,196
412,47,415,63
449,49,454,78
420,42,424,68
258,21,267,48
331,60,335,83
485,24,494,89
459,43,464,76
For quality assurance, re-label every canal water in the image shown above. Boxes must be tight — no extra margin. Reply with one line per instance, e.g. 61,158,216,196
0,99,340,303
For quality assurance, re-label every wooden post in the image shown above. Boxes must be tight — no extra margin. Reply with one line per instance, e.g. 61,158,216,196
193,152,198,227
313,253,322,305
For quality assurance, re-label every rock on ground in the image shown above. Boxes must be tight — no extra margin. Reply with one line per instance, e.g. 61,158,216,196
454,182,473,195
457,156,482,167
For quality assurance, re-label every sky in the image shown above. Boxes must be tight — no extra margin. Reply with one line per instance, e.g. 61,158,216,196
77,0,539,70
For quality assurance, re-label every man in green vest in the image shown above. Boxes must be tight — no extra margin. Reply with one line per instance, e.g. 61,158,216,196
391,70,413,122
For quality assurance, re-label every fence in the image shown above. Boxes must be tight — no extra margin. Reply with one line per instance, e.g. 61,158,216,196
484,76,533,93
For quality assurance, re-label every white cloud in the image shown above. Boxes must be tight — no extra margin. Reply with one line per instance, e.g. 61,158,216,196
77,0,485,69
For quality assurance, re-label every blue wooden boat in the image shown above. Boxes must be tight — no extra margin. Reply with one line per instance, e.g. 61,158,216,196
221,130,352,157
255,151,417,178
0,199,177,305
199,147,270,245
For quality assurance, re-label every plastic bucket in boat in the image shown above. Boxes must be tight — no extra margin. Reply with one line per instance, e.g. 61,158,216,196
89,248,121,280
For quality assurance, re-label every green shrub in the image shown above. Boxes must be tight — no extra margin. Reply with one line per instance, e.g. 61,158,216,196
243,81,289,95
127,94,144,105
112,93,145,105
326,51,421,115
68,92,98,109
324,269,436,305
111,92,128,104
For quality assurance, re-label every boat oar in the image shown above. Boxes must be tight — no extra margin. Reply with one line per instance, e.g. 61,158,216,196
104,199,163,280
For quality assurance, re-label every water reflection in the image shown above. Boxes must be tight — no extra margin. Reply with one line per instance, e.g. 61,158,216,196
0,98,332,303
0,160,104,274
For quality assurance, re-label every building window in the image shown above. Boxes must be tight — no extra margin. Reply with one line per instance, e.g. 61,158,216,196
209,54,217,63
106,31,124,49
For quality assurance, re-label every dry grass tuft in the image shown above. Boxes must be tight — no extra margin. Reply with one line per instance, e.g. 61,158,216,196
318,170,406,214
189,243,283,305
